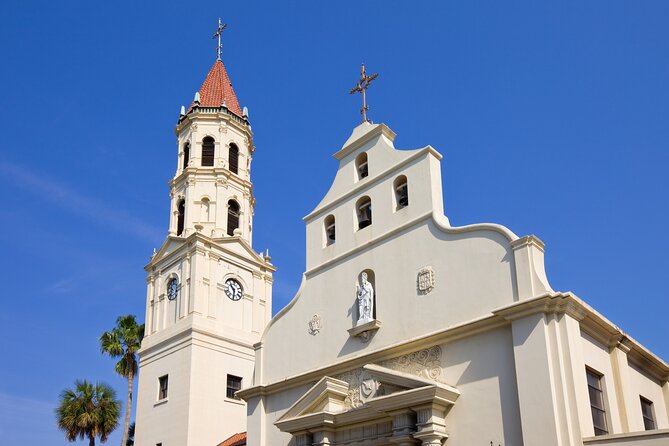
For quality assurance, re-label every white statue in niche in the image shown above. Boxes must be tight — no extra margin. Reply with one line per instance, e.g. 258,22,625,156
356,272,374,325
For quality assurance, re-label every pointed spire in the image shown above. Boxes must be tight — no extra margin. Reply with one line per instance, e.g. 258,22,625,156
185,60,242,117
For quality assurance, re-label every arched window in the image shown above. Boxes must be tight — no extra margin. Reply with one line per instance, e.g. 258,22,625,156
183,142,190,169
394,175,408,209
324,215,336,246
227,200,240,236
201,198,210,222
229,144,239,175
356,196,372,230
176,199,185,236
202,137,215,167
355,152,368,180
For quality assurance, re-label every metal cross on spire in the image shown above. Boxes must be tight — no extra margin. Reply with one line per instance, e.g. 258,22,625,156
212,18,227,60
349,63,379,123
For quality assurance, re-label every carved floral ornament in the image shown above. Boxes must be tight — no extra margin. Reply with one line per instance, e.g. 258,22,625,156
335,345,442,409
307,314,322,335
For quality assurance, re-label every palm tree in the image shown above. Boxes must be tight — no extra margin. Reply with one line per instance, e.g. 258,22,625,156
100,315,145,446
56,380,120,446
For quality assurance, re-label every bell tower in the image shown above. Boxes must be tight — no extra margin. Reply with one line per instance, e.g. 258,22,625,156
135,23,275,446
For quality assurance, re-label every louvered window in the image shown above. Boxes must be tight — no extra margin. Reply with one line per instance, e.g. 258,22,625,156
202,137,215,166
229,144,239,174
227,200,240,236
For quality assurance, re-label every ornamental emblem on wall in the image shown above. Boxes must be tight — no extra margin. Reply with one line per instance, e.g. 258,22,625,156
417,266,435,294
308,314,322,335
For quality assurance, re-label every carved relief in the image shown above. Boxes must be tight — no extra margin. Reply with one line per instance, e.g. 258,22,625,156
417,266,435,295
307,315,322,335
191,123,198,131
335,369,380,409
381,345,442,380
335,345,442,409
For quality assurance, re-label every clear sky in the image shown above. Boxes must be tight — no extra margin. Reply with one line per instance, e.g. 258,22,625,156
1,1,668,445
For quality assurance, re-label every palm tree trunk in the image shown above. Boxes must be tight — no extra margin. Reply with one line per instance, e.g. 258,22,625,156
89,433,96,446
121,371,133,446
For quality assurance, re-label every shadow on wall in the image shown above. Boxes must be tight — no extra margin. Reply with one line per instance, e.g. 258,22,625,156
441,327,523,445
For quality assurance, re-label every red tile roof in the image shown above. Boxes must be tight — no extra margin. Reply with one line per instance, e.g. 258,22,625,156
187,59,243,117
217,432,246,446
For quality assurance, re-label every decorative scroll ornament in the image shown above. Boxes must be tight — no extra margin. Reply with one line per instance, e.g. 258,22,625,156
417,266,435,295
307,314,322,335
382,345,442,380
335,345,443,409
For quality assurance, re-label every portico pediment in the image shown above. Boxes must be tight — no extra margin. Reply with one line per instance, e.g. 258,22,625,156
276,364,460,445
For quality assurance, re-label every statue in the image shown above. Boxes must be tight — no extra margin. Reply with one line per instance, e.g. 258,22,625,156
356,272,374,325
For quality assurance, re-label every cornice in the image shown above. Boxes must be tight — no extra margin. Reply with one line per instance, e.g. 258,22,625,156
244,312,508,399
494,293,669,382
169,167,253,191
248,292,669,399
176,108,252,140
145,232,276,273
510,234,545,252
333,123,398,161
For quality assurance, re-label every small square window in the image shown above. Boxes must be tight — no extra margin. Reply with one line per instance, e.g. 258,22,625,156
640,396,656,430
226,374,242,399
158,375,169,400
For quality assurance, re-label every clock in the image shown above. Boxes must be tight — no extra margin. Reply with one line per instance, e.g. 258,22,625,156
167,278,178,301
224,278,243,301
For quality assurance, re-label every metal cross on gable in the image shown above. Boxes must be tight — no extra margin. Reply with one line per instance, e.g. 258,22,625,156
212,18,227,60
349,63,379,123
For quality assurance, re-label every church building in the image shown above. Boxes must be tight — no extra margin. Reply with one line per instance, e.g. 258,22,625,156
135,25,669,446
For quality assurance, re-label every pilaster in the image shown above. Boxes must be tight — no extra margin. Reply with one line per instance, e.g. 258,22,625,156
411,403,448,446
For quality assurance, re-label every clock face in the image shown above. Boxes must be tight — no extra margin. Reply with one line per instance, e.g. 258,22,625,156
224,279,243,301
167,278,178,301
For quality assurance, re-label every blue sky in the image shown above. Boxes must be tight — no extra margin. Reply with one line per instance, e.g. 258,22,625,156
1,1,668,444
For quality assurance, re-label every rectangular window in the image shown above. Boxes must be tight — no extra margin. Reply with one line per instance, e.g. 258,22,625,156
226,374,242,399
158,375,169,400
640,396,656,430
586,368,608,436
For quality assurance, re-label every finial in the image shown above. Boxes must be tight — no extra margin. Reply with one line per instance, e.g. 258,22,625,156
349,63,379,123
222,99,227,108
212,18,227,61
242,106,249,118
180,105,185,116
194,92,200,104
